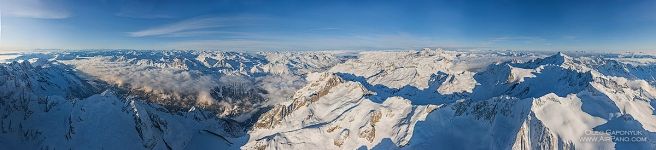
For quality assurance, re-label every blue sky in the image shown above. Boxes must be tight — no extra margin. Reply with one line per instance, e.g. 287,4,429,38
1,0,655,51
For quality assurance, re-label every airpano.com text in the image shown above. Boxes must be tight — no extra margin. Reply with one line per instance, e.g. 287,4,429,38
579,130,648,143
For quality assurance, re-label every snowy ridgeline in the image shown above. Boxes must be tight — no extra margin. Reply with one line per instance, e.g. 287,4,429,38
2,49,656,149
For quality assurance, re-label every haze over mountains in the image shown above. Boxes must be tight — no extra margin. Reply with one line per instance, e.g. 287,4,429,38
1,49,656,149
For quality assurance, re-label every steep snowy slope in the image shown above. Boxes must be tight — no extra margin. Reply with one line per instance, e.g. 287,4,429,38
406,53,656,149
0,59,249,149
247,50,656,150
3,49,656,150
40,50,344,122
245,72,438,149
1,50,349,149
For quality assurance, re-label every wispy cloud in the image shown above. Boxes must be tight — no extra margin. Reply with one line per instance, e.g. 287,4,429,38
128,16,261,37
0,0,70,19
163,33,461,50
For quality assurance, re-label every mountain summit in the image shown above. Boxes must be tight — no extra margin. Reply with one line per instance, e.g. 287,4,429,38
1,50,656,149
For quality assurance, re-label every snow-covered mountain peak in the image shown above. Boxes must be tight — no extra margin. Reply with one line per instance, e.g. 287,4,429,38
253,72,349,129
4,49,656,149
511,52,573,69
330,50,457,90
246,71,439,149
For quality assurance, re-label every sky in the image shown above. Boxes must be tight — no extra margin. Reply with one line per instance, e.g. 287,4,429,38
1,0,655,51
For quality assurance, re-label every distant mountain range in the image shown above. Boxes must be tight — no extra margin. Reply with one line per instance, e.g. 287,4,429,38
1,49,656,149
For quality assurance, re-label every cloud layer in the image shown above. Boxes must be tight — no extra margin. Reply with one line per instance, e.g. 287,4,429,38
66,57,220,106
62,55,288,121
128,16,260,37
